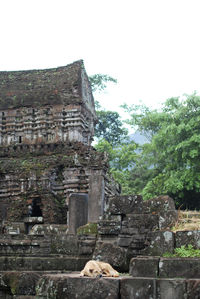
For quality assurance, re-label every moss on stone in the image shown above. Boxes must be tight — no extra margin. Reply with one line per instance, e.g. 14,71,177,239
77,222,98,235
4,272,20,295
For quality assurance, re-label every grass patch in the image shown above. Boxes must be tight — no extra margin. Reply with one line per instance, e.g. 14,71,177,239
171,209,200,232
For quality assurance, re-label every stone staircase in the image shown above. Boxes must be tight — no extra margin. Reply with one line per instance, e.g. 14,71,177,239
0,197,200,298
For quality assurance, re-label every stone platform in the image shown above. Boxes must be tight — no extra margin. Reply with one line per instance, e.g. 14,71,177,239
1,272,200,298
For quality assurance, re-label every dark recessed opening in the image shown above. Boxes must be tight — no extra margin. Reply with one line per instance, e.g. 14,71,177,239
30,198,43,217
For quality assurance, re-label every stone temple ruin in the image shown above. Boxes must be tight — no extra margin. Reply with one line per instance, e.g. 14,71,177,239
0,61,200,298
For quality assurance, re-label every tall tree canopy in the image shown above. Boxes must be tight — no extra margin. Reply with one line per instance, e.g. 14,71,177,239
123,93,200,209
95,110,128,145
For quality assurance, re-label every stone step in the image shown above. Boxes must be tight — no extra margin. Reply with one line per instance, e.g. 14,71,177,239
0,272,200,298
130,256,200,279
0,256,89,272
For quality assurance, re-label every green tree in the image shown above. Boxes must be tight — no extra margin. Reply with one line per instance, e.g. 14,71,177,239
95,110,128,145
123,93,200,209
89,74,117,92
89,73,128,145
94,138,138,194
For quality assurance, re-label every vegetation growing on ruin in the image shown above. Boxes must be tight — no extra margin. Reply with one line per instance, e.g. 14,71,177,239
163,244,200,258
77,223,98,235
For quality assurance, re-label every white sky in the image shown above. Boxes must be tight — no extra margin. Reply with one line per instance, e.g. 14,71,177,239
1,0,200,118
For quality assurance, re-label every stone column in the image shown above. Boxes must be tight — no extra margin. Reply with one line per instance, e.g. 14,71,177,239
68,193,88,234
88,171,105,222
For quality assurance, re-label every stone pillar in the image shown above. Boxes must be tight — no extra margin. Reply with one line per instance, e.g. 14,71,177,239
88,171,105,222
68,193,88,234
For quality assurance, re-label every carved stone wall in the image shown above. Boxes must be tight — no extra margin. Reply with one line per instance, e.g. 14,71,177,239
0,60,97,146
0,104,95,146
0,60,120,226
0,142,119,224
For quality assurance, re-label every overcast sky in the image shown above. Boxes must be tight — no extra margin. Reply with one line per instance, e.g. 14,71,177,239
1,0,200,117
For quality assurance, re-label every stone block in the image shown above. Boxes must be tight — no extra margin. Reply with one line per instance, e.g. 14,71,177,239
36,274,119,299
29,224,68,235
68,193,88,235
144,214,159,230
78,235,96,255
98,220,121,235
159,258,200,278
143,196,178,230
120,277,155,299
176,230,200,249
0,256,89,271
50,235,79,255
88,172,105,222
118,236,132,247
120,227,139,235
107,195,143,215
129,235,146,250
159,210,178,230
2,272,41,295
0,290,12,299
142,231,175,256
143,195,176,213
118,234,146,250
126,214,146,229
156,278,186,299
93,241,129,272
129,256,160,277
187,279,200,298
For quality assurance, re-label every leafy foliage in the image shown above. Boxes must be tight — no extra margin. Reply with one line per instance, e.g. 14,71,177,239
95,110,128,145
94,138,138,194
89,73,127,145
163,244,200,257
89,74,117,92
123,93,200,209
90,71,200,210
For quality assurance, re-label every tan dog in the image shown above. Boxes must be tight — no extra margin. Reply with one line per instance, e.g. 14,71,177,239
80,260,119,277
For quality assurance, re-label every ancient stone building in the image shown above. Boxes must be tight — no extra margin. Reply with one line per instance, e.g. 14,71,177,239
1,61,199,299
0,60,119,229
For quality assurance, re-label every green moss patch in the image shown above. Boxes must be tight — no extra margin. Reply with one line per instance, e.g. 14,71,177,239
77,223,98,235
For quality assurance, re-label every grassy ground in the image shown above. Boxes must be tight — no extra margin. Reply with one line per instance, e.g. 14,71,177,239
171,210,200,232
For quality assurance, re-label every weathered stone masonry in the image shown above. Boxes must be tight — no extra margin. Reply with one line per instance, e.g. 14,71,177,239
0,60,119,227
1,60,200,298
0,60,96,146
